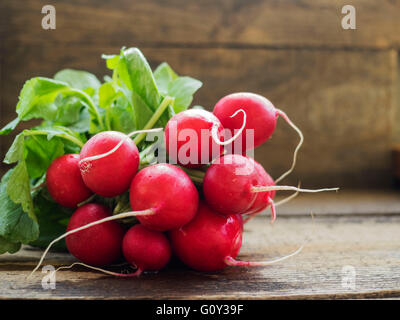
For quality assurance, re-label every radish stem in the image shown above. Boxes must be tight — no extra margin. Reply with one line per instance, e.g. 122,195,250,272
67,88,105,131
23,130,84,148
134,96,174,145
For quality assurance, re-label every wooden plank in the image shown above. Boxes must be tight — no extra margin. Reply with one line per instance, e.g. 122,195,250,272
1,0,400,49
272,189,400,216
0,214,399,299
393,55,400,144
0,46,397,187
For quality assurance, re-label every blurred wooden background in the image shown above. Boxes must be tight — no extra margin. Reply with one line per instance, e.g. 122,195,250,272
1,0,399,188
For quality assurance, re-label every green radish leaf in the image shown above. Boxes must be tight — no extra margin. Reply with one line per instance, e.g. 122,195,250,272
16,78,70,121
154,62,179,95
102,54,120,70
154,62,202,114
6,161,36,221
0,237,21,254
4,126,83,164
2,125,85,224
0,170,39,244
65,108,91,133
54,69,101,92
4,133,25,164
103,48,160,131
0,118,20,136
131,91,155,130
24,135,65,179
7,77,103,136
167,76,203,113
99,82,137,133
29,191,72,251
116,48,161,112
99,82,121,110
109,97,137,133
32,124,84,144
53,95,85,125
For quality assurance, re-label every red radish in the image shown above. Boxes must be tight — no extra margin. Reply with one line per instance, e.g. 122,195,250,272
65,203,125,266
170,202,243,272
79,131,139,197
30,163,198,276
164,109,246,168
32,200,302,277
45,224,172,278
46,154,93,208
165,109,224,168
203,154,338,222
244,160,276,218
170,201,303,272
213,92,304,183
122,225,171,276
130,163,199,231
203,154,260,215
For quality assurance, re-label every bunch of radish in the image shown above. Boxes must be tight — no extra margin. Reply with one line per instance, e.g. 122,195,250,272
31,92,337,277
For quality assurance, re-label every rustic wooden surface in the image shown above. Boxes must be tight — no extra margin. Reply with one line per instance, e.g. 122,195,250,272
2,0,400,49
0,191,399,300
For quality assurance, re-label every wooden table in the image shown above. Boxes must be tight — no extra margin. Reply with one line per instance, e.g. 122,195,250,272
1,190,399,299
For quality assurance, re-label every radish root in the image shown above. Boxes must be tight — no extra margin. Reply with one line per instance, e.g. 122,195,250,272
274,109,304,184
28,209,155,278
211,109,247,146
275,187,300,207
79,128,162,166
228,210,316,269
243,196,276,224
244,182,301,224
251,185,339,193
224,245,304,267
55,262,142,277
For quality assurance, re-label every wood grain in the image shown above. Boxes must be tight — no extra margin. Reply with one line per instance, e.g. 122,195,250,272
1,46,396,187
2,0,400,49
274,189,400,217
0,213,399,299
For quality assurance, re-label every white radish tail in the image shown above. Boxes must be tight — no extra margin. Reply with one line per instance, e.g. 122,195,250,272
224,245,304,267
55,262,142,277
274,109,304,184
243,196,276,224
211,109,247,146
274,187,300,207
251,185,339,193
244,182,301,224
